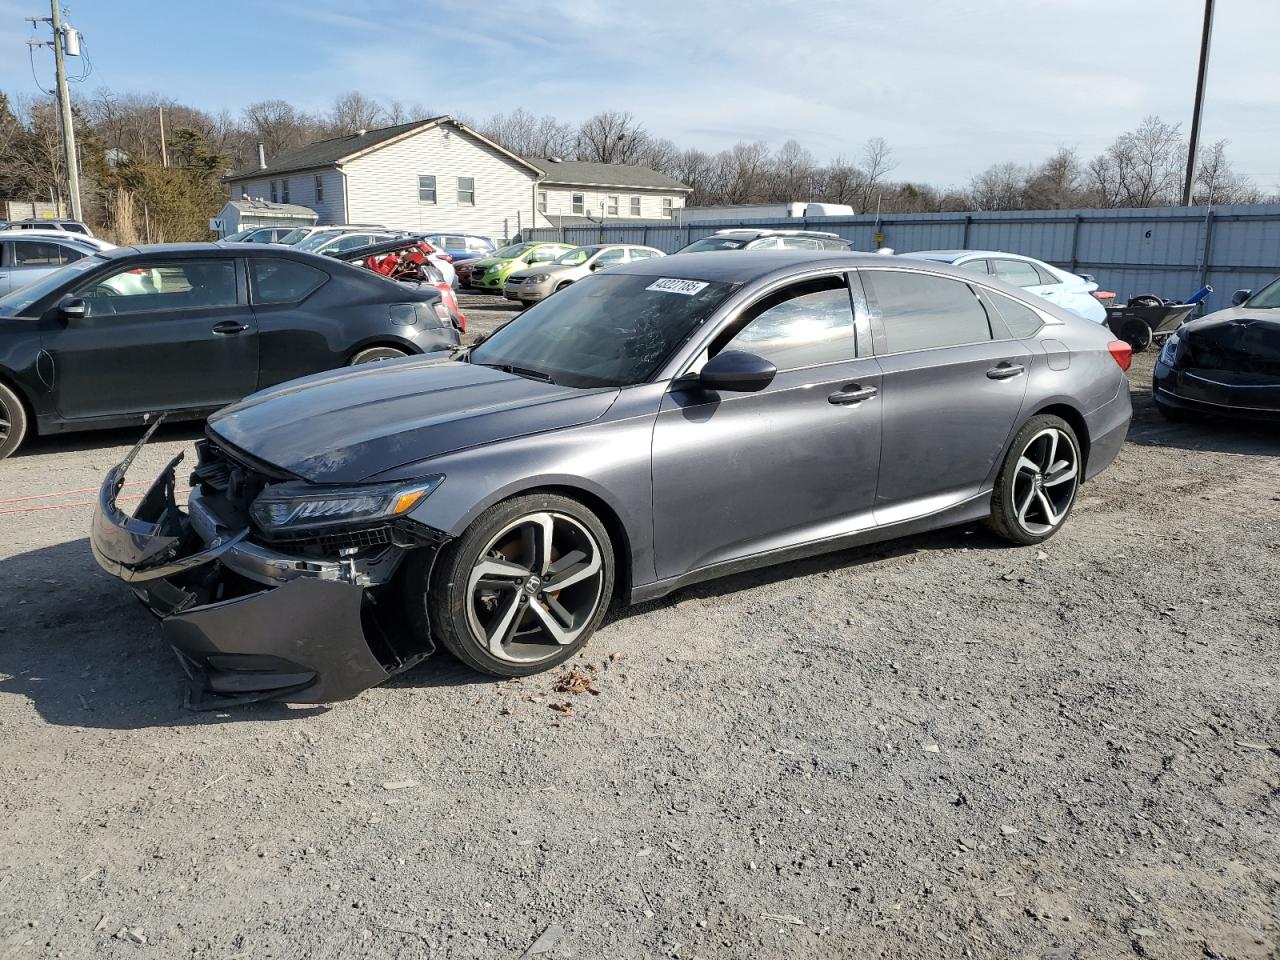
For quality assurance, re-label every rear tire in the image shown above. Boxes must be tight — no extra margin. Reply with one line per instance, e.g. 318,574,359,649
349,346,409,365
987,414,1082,546
0,381,29,460
421,493,616,677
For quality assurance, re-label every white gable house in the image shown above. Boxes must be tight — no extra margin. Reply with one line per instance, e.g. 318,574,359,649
223,118,546,239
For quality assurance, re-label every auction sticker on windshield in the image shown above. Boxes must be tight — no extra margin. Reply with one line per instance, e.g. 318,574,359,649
646,278,709,296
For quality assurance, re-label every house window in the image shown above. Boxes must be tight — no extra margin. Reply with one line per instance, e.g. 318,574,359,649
280,178,289,203
418,175,437,203
457,177,476,205
239,185,247,199
607,195,619,216
630,196,641,216
315,175,324,203
571,193,585,215
662,197,674,216
538,190,548,213
269,180,278,203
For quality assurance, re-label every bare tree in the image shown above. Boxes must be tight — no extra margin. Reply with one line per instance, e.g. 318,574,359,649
769,139,816,201
575,111,650,164
858,137,897,212
478,108,575,158
1193,139,1262,205
1088,115,1184,207
969,161,1029,210
325,91,386,135
242,99,317,157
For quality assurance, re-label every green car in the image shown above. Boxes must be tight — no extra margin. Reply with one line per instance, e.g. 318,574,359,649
460,241,577,291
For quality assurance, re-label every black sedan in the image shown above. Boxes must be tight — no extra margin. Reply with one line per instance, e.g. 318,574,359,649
1153,279,1280,422
0,242,462,458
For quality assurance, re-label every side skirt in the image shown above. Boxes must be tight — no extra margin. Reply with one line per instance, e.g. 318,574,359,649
629,492,992,605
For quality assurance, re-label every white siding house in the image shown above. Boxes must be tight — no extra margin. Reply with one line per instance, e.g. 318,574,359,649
224,118,543,239
222,120,692,240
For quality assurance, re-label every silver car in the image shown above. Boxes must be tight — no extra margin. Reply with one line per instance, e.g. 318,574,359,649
91,251,1132,706
503,244,664,303
0,231,111,295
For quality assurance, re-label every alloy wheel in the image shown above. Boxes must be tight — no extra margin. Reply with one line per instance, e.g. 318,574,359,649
0,399,9,445
465,511,605,664
1011,427,1079,537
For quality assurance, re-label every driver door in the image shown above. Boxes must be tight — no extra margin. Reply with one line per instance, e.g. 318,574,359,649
42,257,259,420
650,272,883,580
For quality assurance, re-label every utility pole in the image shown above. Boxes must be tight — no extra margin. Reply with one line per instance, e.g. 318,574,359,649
1181,0,1215,206
31,1,83,220
158,107,168,167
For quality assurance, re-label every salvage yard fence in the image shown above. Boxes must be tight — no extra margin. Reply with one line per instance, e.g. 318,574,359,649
522,203,1280,315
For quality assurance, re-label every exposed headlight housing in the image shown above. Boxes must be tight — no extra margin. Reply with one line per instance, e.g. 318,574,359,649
250,476,444,534
1158,332,1180,365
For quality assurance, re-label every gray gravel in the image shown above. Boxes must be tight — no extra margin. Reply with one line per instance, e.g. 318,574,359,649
1,299,1277,959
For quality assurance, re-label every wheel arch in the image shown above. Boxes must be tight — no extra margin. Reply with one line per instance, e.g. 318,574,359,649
0,367,38,440
1027,401,1091,473
344,334,422,363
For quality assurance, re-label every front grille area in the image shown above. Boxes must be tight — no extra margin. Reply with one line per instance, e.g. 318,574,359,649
271,525,395,555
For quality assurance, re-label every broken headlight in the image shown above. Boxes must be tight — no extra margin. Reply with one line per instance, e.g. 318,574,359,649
250,476,444,533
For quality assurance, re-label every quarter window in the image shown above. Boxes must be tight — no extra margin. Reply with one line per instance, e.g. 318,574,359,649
419,175,437,203
314,175,324,203
571,193,585,215
958,259,990,275
75,260,238,311
607,195,619,216
630,196,641,216
865,270,992,353
992,258,1045,288
983,289,1044,338
720,275,858,371
251,259,328,304
457,177,476,205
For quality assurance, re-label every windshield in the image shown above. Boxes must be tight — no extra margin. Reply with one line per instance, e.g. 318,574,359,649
224,229,256,242
678,236,749,253
554,246,600,266
297,230,344,251
277,228,311,245
0,256,104,316
470,273,736,388
493,242,536,260
1246,277,1280,309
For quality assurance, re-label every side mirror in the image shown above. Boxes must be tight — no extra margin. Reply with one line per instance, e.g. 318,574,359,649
696,350,777,393
59,297,89,320
589,261,604,271
1231,289,1251,306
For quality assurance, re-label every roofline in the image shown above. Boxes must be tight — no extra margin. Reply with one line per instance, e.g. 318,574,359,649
538,178,693,193
223,161,336,183
447,120,546,177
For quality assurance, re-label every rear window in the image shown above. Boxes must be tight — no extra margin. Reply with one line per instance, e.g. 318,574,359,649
864,269,993,353
251,259,328,304
678,237,749,253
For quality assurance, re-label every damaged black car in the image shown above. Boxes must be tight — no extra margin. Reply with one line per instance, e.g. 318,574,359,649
1154,278,1280,422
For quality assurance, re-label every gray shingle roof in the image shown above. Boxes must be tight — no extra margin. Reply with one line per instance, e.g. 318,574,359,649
224,119,446,181
526,159,691,192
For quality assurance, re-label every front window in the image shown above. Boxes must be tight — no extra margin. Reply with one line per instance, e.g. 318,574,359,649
677,236,749,253
457,177,476,205
278,228,310,245
719,276,858,371
1244,277,1280,309
571,193,585,215
74,260,238,310
630,196,641,216
607,195,619,216
470,273,737,388
0,255,102,316
553,246,598,266
13,240,76,265
419,175,437,203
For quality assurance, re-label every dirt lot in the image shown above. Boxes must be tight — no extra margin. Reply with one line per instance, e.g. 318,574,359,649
1,297,1277,960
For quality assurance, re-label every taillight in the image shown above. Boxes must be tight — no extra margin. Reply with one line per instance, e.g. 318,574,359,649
1107,340,1132,372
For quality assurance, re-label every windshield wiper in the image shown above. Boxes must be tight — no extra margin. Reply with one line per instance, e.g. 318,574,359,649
473,361,556,384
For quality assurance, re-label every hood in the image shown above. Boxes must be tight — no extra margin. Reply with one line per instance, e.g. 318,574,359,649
208,358,619,483
1178,306,1280,376
466,256,510,270
508,263,574,280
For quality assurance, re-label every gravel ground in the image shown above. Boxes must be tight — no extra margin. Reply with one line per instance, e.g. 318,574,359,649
1,297,1277,960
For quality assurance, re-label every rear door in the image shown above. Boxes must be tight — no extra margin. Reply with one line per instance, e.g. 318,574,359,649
651,272,882,579
42,256,259,420
860,267,1030,523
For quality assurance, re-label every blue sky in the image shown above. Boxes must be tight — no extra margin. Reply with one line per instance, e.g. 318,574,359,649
2,0,1277,188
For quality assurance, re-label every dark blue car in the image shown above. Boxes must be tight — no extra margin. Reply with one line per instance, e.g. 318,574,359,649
422,233,497,264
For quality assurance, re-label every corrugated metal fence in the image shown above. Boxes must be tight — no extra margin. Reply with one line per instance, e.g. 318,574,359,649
524,203,1280,315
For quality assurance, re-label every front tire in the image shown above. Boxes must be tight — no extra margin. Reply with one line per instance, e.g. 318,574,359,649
423,493,616,677
349,346,409,365
0,381,29,460
987,415,1081,545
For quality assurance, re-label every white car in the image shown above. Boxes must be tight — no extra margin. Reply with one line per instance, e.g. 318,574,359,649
903,250,1107,323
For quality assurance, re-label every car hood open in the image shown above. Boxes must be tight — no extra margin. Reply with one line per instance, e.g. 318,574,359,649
208,358,620,483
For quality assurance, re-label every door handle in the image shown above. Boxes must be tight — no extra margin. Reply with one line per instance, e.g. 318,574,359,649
986,363,1025,380
212,320,249,335
828,384,878,405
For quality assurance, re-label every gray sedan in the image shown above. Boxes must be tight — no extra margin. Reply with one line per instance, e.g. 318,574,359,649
503,243,664,303
91,251,1132,707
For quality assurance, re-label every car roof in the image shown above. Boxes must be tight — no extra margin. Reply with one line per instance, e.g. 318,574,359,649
906,249,1043,263
0,229,96,243
711,228,844,240
616,250,928,282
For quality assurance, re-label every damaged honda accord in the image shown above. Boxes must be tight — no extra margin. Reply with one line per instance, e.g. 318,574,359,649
91,252,1133,708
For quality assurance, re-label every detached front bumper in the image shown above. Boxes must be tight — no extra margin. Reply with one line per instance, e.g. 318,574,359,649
90,442,439,709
